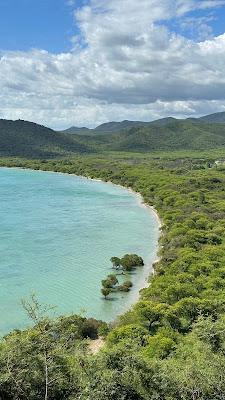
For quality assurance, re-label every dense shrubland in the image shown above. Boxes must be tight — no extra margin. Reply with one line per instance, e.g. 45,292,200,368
1,152,225,399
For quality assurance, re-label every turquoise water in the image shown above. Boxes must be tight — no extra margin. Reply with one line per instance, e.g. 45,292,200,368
0,168,159,334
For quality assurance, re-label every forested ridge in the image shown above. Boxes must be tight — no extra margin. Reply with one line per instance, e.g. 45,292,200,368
0,119,91,158
1,152,225,399
3,115,225,158
61,111,225,135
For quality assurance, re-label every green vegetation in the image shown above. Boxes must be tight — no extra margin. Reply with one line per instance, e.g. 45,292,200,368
110,256,121,269
101,274,119,299
110,254,144,272
61,111,225,135
99,120,225,152
102,274,118,290
3,114,225,159
101,287,111,299
119,280,133,292
2,149,225,398
101,255,143,299
199,111,225,123
120,254,144,271
101,273,133,298
0,119,91,158
0,294,107,399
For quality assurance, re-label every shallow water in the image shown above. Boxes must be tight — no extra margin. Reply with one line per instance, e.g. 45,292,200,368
0,168,159,334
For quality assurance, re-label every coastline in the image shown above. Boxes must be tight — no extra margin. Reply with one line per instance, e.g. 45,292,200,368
90,176,162,228
0,166,162,317
88,176,162,294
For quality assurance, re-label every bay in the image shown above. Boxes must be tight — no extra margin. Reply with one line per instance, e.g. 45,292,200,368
0,168,159,334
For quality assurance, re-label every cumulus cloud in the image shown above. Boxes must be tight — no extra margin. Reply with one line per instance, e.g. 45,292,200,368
0,0,225,128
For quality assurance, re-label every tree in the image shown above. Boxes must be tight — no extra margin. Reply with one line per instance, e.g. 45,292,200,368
135,301,170,332
119,280,133,292
101,288,110,299
120,254,144,272
123,280,133,289
1,294,83,400
102,274,118,289
101,279,113,289
107,274,119,286
20,294,59,400
110,257,121,269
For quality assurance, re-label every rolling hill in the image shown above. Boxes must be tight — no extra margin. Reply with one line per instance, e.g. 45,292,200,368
198,111,225,124
62,126,92,135
73,120,225,152
0,119,91,158
2,114,225,158
105,120,225,151
61,112,225,136
60,120,152,135
60,117,178,136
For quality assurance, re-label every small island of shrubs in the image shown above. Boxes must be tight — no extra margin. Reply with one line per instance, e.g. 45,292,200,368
101,254,144,299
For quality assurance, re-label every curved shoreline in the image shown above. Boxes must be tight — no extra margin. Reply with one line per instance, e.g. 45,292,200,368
0,166,162,318
88,176,162,294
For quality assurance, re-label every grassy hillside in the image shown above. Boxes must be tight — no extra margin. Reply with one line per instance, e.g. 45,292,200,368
0,119,91,158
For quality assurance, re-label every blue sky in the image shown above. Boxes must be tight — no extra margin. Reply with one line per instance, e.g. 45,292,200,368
165,7,225,41
202,8,225,37
1,0,225,128
0,0,83,53
0,0,225,53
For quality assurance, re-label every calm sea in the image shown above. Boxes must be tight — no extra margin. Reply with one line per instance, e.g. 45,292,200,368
0,168,159,334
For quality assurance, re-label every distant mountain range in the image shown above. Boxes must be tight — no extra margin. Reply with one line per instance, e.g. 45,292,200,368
1,111,225,158
60,112,225,135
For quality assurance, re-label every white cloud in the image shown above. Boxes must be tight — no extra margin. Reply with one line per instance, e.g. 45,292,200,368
0,0,225,128
174,0,225,14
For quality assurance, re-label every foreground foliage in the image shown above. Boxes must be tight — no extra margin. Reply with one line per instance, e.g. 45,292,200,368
1,151,225,399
